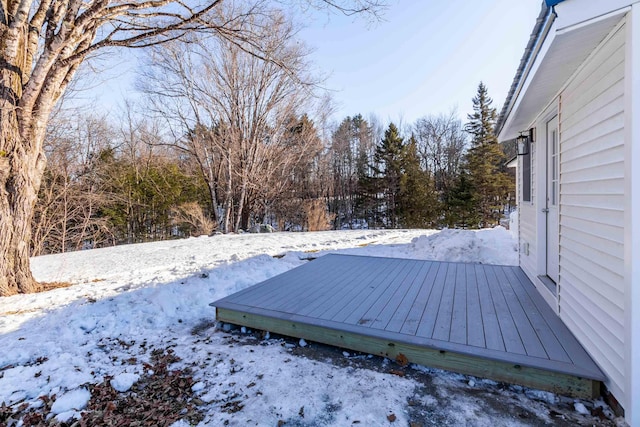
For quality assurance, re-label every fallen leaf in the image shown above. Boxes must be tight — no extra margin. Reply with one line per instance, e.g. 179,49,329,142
395,353,409,367
387,413,397,422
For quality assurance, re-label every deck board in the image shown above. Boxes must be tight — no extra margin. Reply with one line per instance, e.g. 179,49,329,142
278,255,358,311
397,261,439,335
432,263,456,341
299,259,371,317
465,264,485,348
494,266,548,359
414,262,447,339
502,266,571,363
334,259,408,324
475,264,505,352
385,261,433,332
283,256,368,315
364,260,423,329
450,264,468,345
213,254,605,397
234,255,338,307
511,267,596,367
484,265,527,355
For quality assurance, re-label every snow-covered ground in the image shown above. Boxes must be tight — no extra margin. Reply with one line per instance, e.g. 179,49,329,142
0,228,623,426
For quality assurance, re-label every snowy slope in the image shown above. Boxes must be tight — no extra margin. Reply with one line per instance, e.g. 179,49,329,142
0,228,621,426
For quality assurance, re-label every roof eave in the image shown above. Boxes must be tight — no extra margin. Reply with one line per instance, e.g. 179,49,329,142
495,3,556,137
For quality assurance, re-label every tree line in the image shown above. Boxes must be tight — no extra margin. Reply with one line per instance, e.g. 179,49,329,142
290,82,515,231
32,82,514,256
0,0,513,295
0,0,384,295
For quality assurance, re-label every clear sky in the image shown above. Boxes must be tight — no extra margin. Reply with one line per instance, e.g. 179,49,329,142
85,0,543,126
295,0,542,124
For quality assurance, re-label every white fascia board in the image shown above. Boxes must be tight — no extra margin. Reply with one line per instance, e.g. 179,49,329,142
624,5,640,426
554,0,639,31
499,6,629,142
498,20,558,141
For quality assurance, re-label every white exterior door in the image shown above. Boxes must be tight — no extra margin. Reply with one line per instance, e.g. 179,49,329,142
545,115,559,283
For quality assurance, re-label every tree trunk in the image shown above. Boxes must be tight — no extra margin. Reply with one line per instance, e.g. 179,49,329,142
241,201,251,231
0,129,45,295
205,165,220,227
234,181,247,232
1,26,48,296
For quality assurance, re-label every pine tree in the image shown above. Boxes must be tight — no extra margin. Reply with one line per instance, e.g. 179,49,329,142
464,82,513,228
399,136,438,228
372,123,405,228
356,145,380,228
444,171,476,228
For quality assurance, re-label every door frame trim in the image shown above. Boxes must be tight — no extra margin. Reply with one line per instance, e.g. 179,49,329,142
545,114,560,284
534,101,560,313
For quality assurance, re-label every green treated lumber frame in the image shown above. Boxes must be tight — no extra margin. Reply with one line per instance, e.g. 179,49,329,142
216,307,600,399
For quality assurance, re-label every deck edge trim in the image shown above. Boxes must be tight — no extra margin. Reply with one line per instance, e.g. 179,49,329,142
214,300,605,382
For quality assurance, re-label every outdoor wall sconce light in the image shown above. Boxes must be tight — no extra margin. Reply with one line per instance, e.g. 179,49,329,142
516,128,534,155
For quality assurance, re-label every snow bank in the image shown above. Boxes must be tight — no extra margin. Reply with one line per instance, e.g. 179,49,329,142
5,227,604,426
2,229,436,417
409,226,517,265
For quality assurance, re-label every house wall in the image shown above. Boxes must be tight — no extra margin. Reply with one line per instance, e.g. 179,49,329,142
558,20,627,407
518,108,563,311
518,142,537,286
624,4,640,425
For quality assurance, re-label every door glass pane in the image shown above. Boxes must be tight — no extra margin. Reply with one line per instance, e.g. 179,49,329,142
551,129,558,206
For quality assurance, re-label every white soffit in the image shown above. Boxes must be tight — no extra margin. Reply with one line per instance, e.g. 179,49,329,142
500,13,624,140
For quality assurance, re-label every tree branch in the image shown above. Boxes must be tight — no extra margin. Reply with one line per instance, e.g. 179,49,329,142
8,0,30,27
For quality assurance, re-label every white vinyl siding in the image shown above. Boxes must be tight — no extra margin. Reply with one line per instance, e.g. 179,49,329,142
522,150,532,202
519,140,537,281
558,22,626,401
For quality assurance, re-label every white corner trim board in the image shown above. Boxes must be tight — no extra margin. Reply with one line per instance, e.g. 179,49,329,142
624,4,640,427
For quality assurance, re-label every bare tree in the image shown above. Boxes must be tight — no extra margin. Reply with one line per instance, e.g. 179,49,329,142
267,114,324,230
328,114,376,229
32,113,115,255
140,11,324,232
413,111,467,196
0,0,384,295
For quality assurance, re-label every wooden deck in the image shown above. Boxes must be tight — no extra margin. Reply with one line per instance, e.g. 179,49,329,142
213,254,605,397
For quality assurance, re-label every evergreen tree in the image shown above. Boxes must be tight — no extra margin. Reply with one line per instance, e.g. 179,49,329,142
464,82,513,228
352,115,379,228
97,149,206,243
372,123,405,228
399,136,439,228
444,171,476,228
